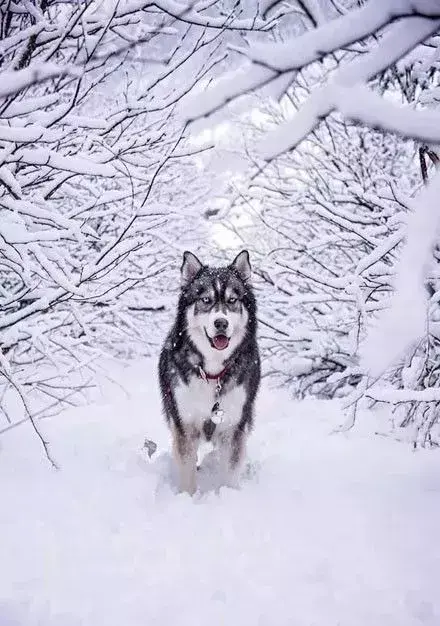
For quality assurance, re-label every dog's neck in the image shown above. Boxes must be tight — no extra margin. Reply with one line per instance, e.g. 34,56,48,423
198,364,228,382
199,349,228,378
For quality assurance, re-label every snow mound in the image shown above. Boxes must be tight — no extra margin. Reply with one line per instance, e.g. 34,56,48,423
1,360,440,626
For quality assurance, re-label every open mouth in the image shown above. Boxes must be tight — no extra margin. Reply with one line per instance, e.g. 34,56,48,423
205,329,230,350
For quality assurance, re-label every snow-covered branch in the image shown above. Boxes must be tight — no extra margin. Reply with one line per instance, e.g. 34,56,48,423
0,0,249,458
185,0,440,159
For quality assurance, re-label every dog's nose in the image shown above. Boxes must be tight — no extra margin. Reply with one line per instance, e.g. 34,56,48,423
214,318,229,332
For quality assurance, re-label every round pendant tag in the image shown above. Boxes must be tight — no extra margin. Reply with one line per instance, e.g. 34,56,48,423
211,409,224,424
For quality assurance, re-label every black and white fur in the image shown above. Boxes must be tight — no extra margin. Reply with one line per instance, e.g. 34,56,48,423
158,250,260,494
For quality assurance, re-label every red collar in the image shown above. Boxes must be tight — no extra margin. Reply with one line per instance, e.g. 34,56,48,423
198,365,228,382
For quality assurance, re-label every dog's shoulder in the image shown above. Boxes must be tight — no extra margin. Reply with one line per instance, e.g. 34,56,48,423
159,326,199,387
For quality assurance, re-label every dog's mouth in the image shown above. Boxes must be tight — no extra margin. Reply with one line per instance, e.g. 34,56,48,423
205,329,229,351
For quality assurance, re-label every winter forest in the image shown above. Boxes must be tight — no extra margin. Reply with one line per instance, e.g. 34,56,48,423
2,1,440,625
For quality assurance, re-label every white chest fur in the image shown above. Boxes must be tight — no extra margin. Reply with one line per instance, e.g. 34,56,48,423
174,376,246,430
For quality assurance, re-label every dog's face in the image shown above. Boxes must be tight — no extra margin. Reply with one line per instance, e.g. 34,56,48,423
180,250,253,360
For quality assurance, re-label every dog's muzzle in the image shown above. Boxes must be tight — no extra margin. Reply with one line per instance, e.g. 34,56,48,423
205,328,230,350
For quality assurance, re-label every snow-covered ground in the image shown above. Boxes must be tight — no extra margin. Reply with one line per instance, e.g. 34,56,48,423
1,360,440,626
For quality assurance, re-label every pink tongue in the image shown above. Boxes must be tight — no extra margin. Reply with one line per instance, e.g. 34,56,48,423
212,335,229,350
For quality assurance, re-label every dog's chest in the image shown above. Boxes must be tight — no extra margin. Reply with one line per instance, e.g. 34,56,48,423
174,376,245,428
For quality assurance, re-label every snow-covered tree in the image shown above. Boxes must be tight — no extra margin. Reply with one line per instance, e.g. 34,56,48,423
205,84,417,391
191,0,440,444
0,0,276,460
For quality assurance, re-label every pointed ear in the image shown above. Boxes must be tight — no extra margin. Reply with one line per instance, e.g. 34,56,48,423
181,251,203,286
231,250,251,282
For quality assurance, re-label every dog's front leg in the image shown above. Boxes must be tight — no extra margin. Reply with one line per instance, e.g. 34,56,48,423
217,428,246,489
172,427,198,495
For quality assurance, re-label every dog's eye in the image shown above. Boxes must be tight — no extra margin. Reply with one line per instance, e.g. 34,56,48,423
228,296,237,304
201,296,212,305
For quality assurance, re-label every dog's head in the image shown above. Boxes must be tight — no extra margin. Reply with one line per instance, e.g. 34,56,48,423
179,250,256,359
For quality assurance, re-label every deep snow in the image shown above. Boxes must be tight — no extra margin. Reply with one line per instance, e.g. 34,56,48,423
1,360,440,626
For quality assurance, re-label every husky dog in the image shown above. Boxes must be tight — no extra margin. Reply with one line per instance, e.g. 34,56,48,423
158,250,260,495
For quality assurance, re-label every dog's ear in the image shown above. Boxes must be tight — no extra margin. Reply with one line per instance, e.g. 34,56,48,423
181,251,203,286
231,250,251,282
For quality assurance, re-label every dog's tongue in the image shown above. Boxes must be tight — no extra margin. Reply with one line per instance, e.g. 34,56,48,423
212,334,229,350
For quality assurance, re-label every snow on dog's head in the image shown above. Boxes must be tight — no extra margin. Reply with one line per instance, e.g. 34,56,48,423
179,250,255,365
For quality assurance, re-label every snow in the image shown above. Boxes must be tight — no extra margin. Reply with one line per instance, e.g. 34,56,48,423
1,359,440,626
355,231,403,276
9,149,117,177
3,2,440,622
0,124,61,143
151,0,270,30
361,170,440,377
246,4,440,75
61,115,107,130
0,166,22,197
258,13,440,160
2,94,59,118
184,63,275,122
183,1,440,159
244,0,390,71
368,386,440,403
0,63,76,98
337,84,440,144
29,245,85,296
